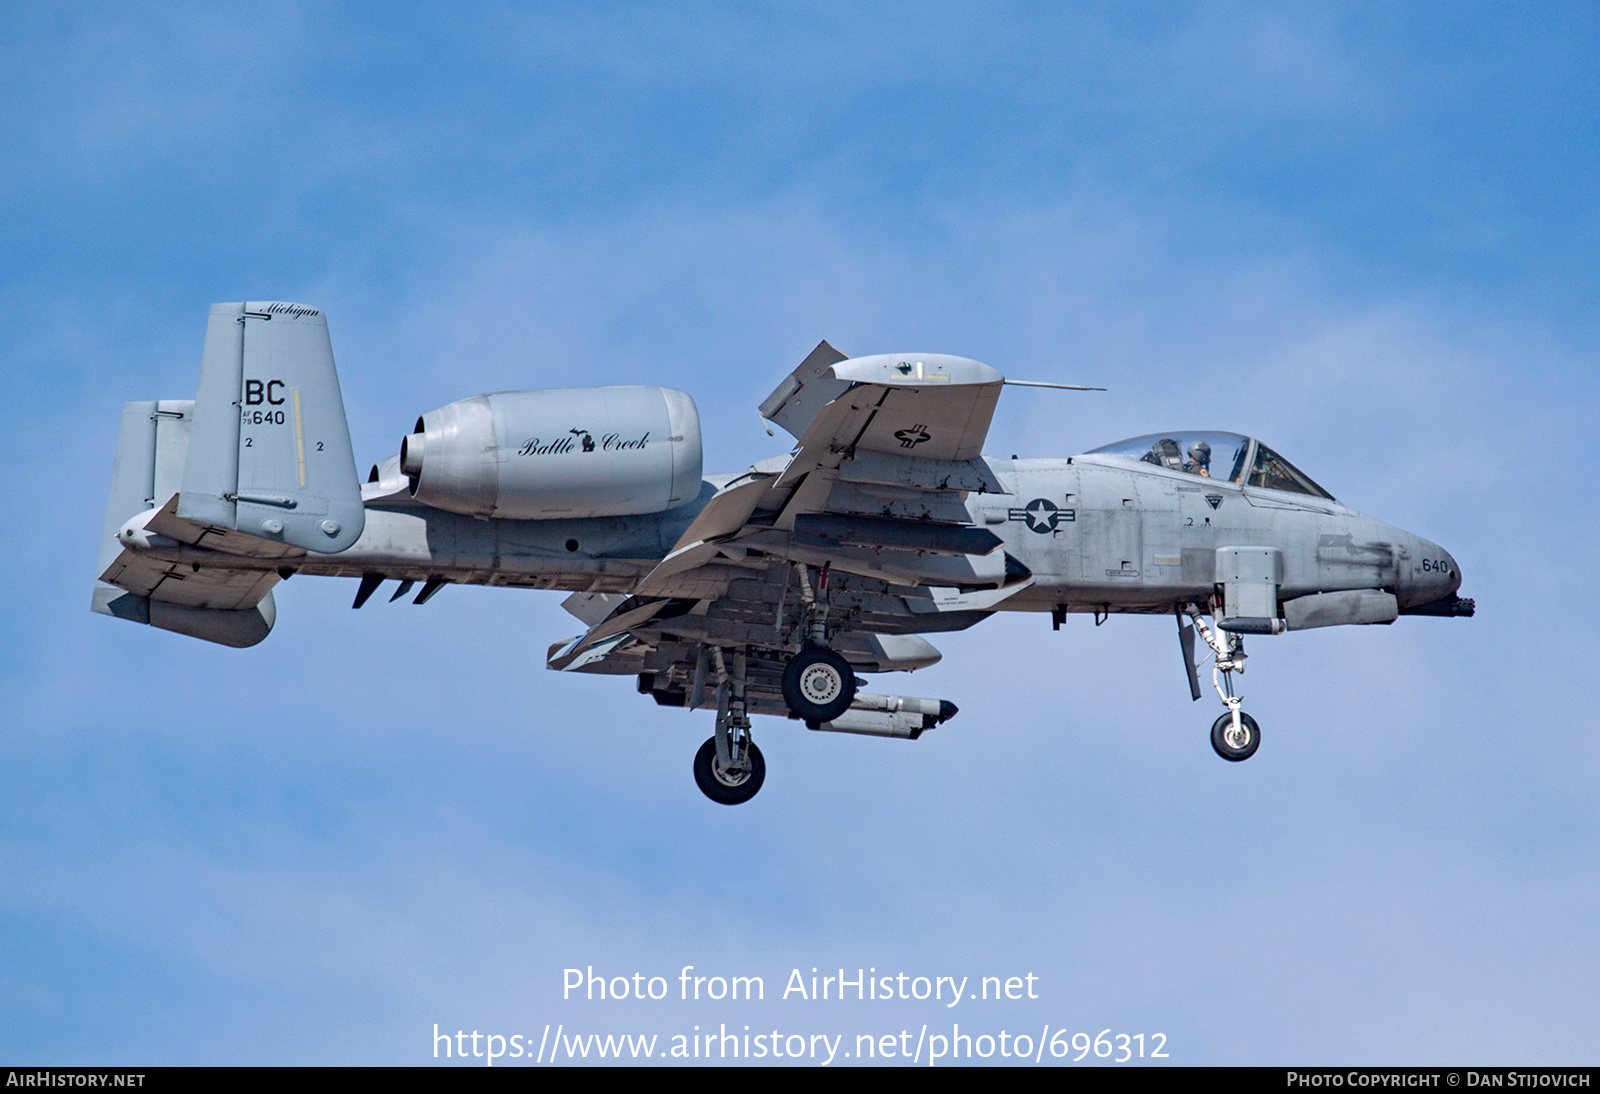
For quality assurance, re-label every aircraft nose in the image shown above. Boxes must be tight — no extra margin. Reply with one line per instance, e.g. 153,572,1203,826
1403,538,1461,606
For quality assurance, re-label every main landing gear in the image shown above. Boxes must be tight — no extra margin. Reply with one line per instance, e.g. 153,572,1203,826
779,560,855,720
781,646,856,724
1183,603,1262,762
694,737,766,805
695,645,764,805
691,641,859,805
689,563,861,805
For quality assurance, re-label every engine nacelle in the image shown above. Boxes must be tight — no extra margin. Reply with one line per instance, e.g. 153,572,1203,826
399,386,702,519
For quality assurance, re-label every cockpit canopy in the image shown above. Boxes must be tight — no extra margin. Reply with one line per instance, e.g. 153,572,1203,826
1085,431,1334,500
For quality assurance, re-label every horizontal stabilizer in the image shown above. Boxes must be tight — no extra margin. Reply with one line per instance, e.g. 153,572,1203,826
92,580,277,648
136,494,306,559
95,401,193,578
93,397,287,648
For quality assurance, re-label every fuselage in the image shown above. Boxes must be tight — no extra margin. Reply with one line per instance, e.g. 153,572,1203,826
295,451,1462,622
981,455,1461,614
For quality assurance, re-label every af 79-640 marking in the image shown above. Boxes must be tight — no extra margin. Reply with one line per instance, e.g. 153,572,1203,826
93,303,1473,804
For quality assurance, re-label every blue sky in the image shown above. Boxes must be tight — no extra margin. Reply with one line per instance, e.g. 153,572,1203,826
3,2,1597,1065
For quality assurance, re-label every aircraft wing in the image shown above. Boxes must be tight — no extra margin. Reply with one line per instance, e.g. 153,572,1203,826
635,347,1020,599
546,344,1037,685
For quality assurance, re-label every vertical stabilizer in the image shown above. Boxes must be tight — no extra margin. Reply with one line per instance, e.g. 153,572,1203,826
178,302,364,552
177,304,244,529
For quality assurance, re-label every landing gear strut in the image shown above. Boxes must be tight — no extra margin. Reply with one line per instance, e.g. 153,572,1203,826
779,563,857,723
1184,603,1261,762
694,645,765,805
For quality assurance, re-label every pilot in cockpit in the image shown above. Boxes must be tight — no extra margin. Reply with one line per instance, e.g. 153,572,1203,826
1183,440,1211,477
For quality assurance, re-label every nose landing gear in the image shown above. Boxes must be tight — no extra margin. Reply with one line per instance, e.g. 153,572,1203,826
1210,710,1260,761
1185,603,1262,762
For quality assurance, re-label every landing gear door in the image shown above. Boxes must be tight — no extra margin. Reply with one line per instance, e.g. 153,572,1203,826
1177,612,1203,701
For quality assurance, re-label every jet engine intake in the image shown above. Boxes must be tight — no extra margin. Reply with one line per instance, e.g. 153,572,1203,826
400,386,702,519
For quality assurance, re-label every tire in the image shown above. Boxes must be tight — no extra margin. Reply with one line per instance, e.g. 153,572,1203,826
780,647,857,723
693,737,766,805
1211,711,1260,762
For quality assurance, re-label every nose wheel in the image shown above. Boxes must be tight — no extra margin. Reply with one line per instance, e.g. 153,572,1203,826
1210,711,1260,761
1184,603,1263,763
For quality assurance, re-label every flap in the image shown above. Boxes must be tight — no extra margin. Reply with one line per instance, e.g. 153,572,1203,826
561,591,629,627
836,449,1007,494
546,597,681,670
635,472,777,594
904,578,1036,614
633,350,1013,592
547,631,633,672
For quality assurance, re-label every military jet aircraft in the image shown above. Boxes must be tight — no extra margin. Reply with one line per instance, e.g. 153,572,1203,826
93,303,1473,804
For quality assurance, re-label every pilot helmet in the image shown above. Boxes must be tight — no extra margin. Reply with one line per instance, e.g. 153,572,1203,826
1188,440,1211,466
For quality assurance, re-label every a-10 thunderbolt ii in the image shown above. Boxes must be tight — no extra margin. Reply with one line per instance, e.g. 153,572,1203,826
94,302,1473,804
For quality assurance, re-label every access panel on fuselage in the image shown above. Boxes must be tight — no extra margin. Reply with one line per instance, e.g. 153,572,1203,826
1072,468,1144,586
1140,472,1290,598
